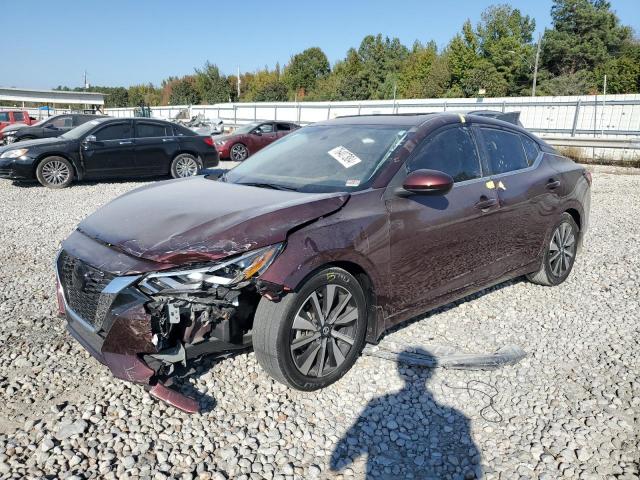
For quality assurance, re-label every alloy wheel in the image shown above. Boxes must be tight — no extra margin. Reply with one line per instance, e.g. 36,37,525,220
175,156,199,177
230,144,248,161
41,160,70,186
290,284,359,378
548,222,576,277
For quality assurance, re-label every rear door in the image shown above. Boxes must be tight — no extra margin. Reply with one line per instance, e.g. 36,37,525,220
134,120,178,175
82,121,136,178
275,122,293,139
475,126,561,275
387,124,503,320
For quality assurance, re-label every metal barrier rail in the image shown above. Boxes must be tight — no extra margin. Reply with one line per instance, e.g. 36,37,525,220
542,137,640,149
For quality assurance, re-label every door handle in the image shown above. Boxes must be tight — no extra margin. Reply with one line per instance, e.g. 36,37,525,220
546,179,561,190
162,138,175,142
119,140,133,145
475,196,498,210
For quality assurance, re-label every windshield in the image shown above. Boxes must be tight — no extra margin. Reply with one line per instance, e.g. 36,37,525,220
232,122,260,135
60,119,107,139
225,124,408,193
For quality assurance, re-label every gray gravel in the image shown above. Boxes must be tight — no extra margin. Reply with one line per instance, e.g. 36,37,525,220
0,163,638,479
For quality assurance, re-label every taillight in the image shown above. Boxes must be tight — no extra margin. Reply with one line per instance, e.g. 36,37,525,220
203,136,214,147
583,170,592,186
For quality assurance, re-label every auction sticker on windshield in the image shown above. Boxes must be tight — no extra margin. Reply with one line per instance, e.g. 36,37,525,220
328,146,362,168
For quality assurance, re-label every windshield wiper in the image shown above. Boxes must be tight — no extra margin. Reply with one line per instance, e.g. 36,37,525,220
237,182,299,192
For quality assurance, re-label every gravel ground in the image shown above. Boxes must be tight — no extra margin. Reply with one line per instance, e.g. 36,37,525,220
0,163,638,480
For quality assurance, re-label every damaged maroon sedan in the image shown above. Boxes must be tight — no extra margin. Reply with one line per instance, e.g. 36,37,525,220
56,113,591,412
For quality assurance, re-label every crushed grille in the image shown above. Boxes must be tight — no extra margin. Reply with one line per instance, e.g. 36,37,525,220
58,250,115,328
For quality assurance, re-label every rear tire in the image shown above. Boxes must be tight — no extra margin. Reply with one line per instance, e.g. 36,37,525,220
230,143,249,161
35,156,74,189
527,212,579,286
170,153,200,178
252,267,368,390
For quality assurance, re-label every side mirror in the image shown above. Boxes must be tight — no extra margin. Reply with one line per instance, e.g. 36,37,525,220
83,135,97,144
251,130,262,136
400,169,454,196
45,124,56,129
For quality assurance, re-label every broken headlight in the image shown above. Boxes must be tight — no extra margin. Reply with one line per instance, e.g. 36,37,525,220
138,243,284,294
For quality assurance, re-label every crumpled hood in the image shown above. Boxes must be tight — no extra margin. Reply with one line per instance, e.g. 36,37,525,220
77,176,349,264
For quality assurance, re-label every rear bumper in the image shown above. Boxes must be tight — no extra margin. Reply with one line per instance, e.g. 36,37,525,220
201,152,219,169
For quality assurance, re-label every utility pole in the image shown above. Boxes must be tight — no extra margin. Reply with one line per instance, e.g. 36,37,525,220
532,32,542,97
237,66,241,100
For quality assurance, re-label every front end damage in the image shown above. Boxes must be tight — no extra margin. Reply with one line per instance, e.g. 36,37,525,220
55,245,286,413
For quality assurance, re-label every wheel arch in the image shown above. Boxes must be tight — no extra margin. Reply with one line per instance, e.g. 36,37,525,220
565,207,581,231
34,152,80,179
287,259,384,343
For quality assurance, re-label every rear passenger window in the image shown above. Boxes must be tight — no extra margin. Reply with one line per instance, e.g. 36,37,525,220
480,128,528,174
137,122,170,138
95,123,133,141
520,135,540,166
174,125,196,136
14,112,24,122
408,127,482,183
276,123,291,131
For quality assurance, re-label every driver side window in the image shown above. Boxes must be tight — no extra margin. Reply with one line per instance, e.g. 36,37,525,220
407,127,482,183
257,123,274,134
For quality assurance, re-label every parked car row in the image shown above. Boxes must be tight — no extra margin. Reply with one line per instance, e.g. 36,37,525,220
0,117,219,188
1,113,102,144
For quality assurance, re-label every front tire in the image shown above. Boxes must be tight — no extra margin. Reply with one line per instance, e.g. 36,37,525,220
36,156,74,188
253,267,368,390
527,212,579,286
170,153,200,178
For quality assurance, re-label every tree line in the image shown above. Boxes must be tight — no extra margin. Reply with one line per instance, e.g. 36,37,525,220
56,0,639,108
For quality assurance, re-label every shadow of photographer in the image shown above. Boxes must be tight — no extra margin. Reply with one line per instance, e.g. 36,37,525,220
330,348,482,479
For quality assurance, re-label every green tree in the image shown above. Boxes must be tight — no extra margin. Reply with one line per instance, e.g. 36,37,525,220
168,77,200,105
283,47,330,98
461,59,510,97
445,21,482,95
476,5,536,95
128,83,161,107
194,62,232,104
542,0,632,76
253,81,288,101
357,34,409,99
398,41,450,99
595,40,640,93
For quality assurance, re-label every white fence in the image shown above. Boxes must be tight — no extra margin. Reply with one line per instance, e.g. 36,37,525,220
104,94,640,136
106,94,640,163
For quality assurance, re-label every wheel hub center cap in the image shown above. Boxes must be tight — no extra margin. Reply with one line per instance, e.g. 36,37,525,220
321,325,330,336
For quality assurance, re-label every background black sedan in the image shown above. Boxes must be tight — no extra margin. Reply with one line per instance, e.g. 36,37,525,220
1,113,103,144
0,117,218,188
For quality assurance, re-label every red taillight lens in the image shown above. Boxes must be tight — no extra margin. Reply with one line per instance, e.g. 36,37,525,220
203,136,214,147
583,170,592,186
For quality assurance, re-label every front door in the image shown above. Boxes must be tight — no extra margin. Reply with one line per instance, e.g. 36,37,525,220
82,121,136,178
386,125,503,321
250,122,277,153
134,121,179,175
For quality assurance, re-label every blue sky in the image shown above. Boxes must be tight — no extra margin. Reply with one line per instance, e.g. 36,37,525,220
4,0,639,89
